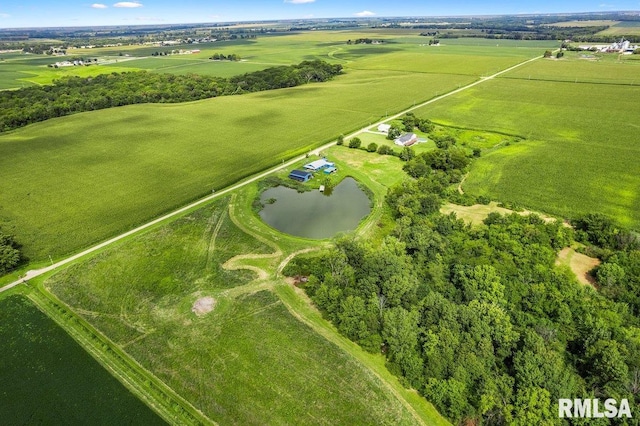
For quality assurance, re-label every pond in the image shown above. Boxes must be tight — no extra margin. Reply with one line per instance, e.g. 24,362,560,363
259,177,371,239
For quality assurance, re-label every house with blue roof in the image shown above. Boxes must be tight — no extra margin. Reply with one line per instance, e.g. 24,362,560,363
288,169,313,182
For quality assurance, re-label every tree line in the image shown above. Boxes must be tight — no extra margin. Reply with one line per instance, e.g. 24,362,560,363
0,60,342,132
285,137,639,424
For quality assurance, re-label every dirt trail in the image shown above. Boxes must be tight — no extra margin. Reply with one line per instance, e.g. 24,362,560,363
221,195,282,283
276,247,327,277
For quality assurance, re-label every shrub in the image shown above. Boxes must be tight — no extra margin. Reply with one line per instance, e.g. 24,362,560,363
348,137,361,149
377,145,393,155
367,143,378,152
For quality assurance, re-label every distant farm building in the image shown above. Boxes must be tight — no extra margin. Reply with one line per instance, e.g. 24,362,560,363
304,158,335,172
288,170,313,182
323,166,338,174
394,133,418,147
578,38,638,54
377,124,391,133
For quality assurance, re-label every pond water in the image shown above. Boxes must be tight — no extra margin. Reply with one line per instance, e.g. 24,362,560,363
259,177,371,239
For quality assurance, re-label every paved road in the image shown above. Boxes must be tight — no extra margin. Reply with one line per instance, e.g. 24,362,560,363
0,54,542,294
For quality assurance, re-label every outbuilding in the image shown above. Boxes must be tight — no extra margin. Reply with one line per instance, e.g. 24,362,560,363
377,124,391,133
288,169,313,182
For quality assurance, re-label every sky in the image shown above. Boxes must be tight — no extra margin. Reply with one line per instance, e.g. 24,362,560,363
0,0,639,29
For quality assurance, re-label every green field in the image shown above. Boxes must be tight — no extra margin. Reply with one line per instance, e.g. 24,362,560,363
1,32,554,261
1,31,557,90
0,295,165,425
44,196,437,425
415,61,640,228
503,51,640,84
597,20,640,36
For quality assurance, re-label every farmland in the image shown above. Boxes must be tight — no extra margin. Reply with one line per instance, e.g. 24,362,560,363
0,32,552,261
597,20,640,36
3,22,640,425
0,295,165,425
414,56,640,229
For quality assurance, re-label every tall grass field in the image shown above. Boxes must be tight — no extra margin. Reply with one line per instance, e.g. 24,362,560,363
45,197,424,425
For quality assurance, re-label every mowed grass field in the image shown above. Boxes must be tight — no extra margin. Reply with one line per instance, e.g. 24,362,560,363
416,57,640,229
1,32,552,261
45,197,424,425
0,295,165,425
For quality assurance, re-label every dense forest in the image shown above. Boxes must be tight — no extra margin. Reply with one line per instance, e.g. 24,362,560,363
286,140,640,424
0,60,342,132
0,231,22,275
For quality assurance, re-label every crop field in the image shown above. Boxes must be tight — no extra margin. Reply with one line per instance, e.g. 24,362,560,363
3,35,525,260
597,20,640,36
1,31,557,90
44,196,428,425
0,295,164,425
548,20,620,27
503,52,640,84
415,60,640,228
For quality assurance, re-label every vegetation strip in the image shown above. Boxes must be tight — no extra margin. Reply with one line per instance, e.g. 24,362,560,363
26,287,215,425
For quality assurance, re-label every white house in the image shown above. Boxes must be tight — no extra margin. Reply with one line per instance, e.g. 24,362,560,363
394,133,418,147
304,158,335,172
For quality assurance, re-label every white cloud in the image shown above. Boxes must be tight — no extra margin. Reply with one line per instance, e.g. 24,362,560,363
284,0,315,4
0,13,10,18
91,3,108,8
355,10,375,17
113,1,143,8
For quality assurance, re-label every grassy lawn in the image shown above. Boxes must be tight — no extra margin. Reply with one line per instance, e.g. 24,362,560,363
44,194,438,425
414,76,640,229
0,295,165,425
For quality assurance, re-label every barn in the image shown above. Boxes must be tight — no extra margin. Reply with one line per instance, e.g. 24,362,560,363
288,169,313,182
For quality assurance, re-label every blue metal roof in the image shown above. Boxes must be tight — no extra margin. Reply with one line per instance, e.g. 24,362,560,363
289,169,312,177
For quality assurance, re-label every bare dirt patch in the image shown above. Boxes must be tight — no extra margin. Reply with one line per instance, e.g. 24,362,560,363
556,247,601,286
192,297,216,316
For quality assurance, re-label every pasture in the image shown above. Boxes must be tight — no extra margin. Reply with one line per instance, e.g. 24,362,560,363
0,295,164,425
415,61,640,229
45,196,438,425
1,31,553,261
